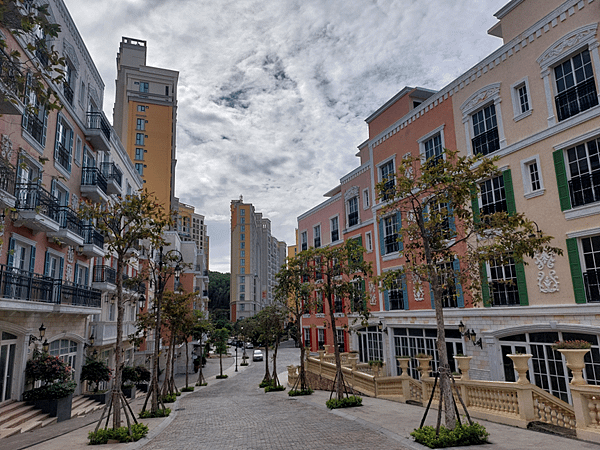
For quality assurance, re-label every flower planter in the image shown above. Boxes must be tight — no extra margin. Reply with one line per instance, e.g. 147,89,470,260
507,354,532,384
323,345,332,354
396,357,411,378
453,356,472,381
121,385,136,399
136,383,149,393
558,348,590,385
28,394,73,422
416,356,432,379
85,391,110,404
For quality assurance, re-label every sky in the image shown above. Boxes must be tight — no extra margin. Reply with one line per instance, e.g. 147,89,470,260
64,0,508,273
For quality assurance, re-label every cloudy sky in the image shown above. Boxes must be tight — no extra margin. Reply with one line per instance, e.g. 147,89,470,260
64,0,507,272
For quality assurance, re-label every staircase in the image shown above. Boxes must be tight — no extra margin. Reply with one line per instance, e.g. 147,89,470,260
0,395,104,439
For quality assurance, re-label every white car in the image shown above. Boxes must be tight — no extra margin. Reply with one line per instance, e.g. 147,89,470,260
252,349,263,361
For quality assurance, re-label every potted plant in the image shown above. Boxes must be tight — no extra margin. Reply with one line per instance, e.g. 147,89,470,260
135,365,151,392
80,357,112,404
23,351,76,422
552,340,592,385
507,352,533,384
396,355,411,378
121,366,138,398
368,359,384,377
415,353,432,379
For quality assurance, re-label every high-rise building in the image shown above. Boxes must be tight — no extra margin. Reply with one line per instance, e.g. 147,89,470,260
113,37,179,212
230,197,286,322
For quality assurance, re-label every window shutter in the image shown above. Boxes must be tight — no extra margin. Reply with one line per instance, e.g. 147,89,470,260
515,261,529,306
402,276,409,310
503,169,516,215
74,263,79,285
7,238,15,267
44,251,50,276
67,128,73,171
58,256,64,281
471,188,480,223
29,246,36,273
378,219,385,256
84,267,89,285
396,212,403,251
566,238,586,304
54,117,61,161
429,283,435,309
384,289,389,311
453,259,464,308
480,263,490,307
553,149,571,211
42,110,48,146
21,73,31,130
448,204,456,234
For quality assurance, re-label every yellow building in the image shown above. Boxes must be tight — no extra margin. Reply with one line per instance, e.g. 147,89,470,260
113,37,179,211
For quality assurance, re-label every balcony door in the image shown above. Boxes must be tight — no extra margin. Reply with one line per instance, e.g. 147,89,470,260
0,331,17,403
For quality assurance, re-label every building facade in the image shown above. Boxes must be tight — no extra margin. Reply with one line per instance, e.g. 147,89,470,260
297,0,600,405
230,198,286,322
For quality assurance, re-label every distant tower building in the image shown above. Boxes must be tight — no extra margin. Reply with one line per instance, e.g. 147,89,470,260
113,37,179,211
230,198,286,322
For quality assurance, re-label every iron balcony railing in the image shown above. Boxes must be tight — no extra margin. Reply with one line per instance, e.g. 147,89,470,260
584,269,600,303
22,112,45,146
14,182,59,222
86,111,111,140
568,171,600,208
81,167,108,194
56,206,84,237
0,47,24,97
0,264,100,307
93,265,116,284
555,78,598,122
82,224,104,248
63,82,73,105
0,157,16,195
54,141,71,171
472,127,500,156
101,162,123,187
34,39,49,67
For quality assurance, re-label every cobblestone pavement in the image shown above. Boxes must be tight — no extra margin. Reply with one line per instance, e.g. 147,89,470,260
140,342,408,450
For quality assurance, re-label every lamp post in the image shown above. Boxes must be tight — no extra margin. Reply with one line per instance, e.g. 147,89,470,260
29,323,49,353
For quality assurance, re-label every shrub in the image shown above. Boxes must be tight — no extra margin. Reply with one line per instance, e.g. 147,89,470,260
288,388,314,396
259,379,273,388
80,358,112,393
23,380,77,401
121,366,138,387
160,393,177,403
368,360,383,367
181,386,194,392
88,423,149,445
326,395,362,409
196,382,208,386
240,362,249,366
410,423,489,448
139,408,171,418
264,384,285,393
25,352,72,385
135,365,151,383
552,340,592,350
216,374,228,379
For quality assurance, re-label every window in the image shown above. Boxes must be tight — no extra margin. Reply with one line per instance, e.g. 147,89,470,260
517,84,529,114
313,225,321,248
510,77,532,121
240,267,245,274
241,217,245,224
49,339,77,371
301,231,307,251
582,236,600,303
565,138,600,208
304,328,311,347
165,86,169,96
388,279,404,310
240,250,245,257
336,329,345,353
74,136,82,166
135,133,145,145
240,209,245,215
424,133,443,165
240,284,245,292
54,116,73,172
487,258,520,306
63,63,75,105
435,262,458,308
240,276,245,283
79,81,85,104
241,225,245,232
134,148,144,160
472,104,500,156
317,328,325,350
365,231,373,252
358,326,383,363
347,196,359,227
240,259,245,266
6,235,36,273
43,251,64,280
330,217,339,242
136,118,145,130
382,214,400,255
240,242,245,249
521,156,544,198
240,303,245,311
480,175,507,215
554,49,598,122
137,105,146,112
240,234,245,241
363,188,369,208
529,162,541,191
135,163,144,176
334,293,343,313
380,160,395,201
22,74,48,147
139,82,149,93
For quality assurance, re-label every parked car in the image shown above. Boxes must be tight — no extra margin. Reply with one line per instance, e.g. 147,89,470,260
246,342,254,349
253,350,263,361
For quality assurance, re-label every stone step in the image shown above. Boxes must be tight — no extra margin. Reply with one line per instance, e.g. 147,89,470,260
40,416,58,428
0,427,21,439
0,407,44,429
19,419,43,433
527,421,577,439
0,403,37,426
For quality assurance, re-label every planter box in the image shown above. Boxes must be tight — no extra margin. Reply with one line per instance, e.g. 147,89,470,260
27,394,73,422
136,383,148,393
121,385,136,399
85,391,110,404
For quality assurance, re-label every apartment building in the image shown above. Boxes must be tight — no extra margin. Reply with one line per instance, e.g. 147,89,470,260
0,0,142,402
297,0,600,404
230,198,286,322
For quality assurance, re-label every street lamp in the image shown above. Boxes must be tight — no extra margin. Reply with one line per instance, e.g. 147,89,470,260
29,323,49,352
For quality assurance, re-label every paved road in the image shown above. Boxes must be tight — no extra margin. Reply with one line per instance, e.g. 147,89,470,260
140,341,408,450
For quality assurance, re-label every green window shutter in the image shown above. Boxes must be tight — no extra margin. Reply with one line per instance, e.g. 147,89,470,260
384,290,389,311
453,259,464,308
471,188,480,223
29,246,36,273
402,276,409,310
378,219,385,256
553,149,571,211
503,169,516,215
7,238,15,267
396,212,403,251
566,238,586,304
480,263,490,307
43,251,50,276
429,283,435,309
515,261,529,306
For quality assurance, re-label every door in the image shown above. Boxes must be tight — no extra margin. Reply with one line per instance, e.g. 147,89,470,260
0,332,17,403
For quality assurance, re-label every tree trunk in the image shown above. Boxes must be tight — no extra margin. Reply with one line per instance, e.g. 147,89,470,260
327,289,344,401
112,253,125,429
219,350,223,376
150,290,162,413
263,344,271,383
196,336,206,385
185,339,189,388
271,337,280,386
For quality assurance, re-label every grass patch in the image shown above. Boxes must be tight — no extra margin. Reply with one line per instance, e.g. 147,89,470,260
288,388,314,396
88,423,149,445
159,394,177,403
181,386,194,392
196,382,208,386
264,384,286,393
410,423,490,448
240,362,249,366
326,395,362,409
216,374,228,379
139,408,171,418
259,379,273,388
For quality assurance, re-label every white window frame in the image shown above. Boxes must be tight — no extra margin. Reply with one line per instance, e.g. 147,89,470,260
418,124,446,163
363,188,370,209
74,136,82,167
9,233,36,271
313,224,321,248
520,155,545,199
45,248,64,280
330,215,340,243
365,231,373,253
510,77,532,122
377,157,396,202
300,230,307,251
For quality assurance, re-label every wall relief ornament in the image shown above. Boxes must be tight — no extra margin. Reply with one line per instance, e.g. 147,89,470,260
534,250,559,293
67,246,74,263
460,83,501,113
412,273,424,302
1,135,14,160
537,24,598,70
344,185,359,201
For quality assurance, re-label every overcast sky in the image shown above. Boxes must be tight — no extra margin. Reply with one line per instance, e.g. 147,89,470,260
64,0,507,273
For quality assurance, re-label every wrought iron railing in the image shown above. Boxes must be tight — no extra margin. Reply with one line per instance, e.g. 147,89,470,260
61,281,101,308
101,162,122,187
54,142,71,171
472,127,500,156
82,224,104,248
22,112,45,145
584,269,600,303
555,78,598,122
56,206,84,237
0,157,16,195
93,265,116,284
63,82,73,105
14,182,59,222
34,39,48,67
86,111,111,140
568,171,600,208
81,167,108,194
0,47,24,97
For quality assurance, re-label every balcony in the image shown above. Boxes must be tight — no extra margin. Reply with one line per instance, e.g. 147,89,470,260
14,182,59,233
22,111,45,147
568,171,600,208
54,141,71,172
101,162,122,195
92,265,116,292
34,39,49,67
47,206,84,247
63,82,73,106
90,321,137,347
85,111,111,152
0,264,101,312
80,167,108,203
555,78,599,122
0,157,16,208
472,127,500,156
0,48,24,115
81,224,105,258
584,269,600,303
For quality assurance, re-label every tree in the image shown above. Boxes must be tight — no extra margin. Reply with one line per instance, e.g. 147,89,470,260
81,190,171,431
208,271,230,321
254,305,286,386
288,240,373,402
211,328,229,377
193,311,213,386
375,149,561,430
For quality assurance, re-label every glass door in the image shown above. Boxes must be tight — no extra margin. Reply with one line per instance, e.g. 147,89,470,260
0,331,17,403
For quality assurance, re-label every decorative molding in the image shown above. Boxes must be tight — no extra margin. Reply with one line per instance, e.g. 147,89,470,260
344,185,359,201
1,135,14,161
67,246,74,263
537,23,599,70
369,281,377,305
413,273,424,302
62,39,79,70
534,251,559,293
460,83,501,115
